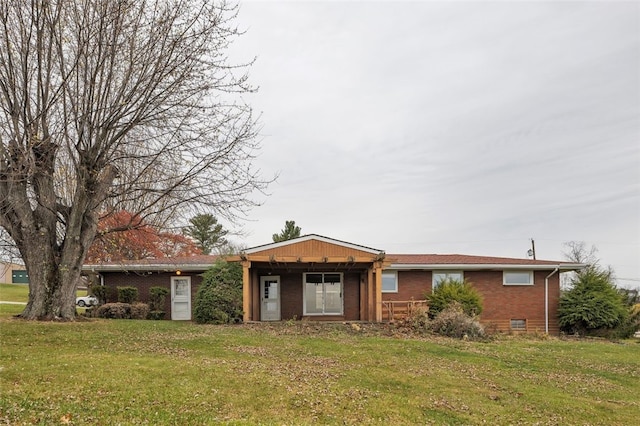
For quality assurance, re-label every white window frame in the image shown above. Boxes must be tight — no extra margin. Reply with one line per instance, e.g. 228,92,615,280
510,319,527,331
432,271,464,291
382,270,398,293
302,272,344,316
503,271,534,286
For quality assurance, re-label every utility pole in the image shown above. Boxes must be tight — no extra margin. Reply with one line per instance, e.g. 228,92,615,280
527,238,536,260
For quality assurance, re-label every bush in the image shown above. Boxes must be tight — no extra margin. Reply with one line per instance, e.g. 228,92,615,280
117,286,138,304
94,303,131,319
148,286,169,312
193,260,243,324
89,283,107,305
93,302,149,319
558,268,628,336
426,278,483,318
613,304,640,339
399,305,431,333
429,302,485,339
131,302,150,320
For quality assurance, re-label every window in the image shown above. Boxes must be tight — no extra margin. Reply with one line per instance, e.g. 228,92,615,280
382,271,398,293
303,273,343,315
503,271,533,286
510,319,527,331
432,271,463,290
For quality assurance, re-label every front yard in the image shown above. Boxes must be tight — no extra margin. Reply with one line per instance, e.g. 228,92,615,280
1,313,639,425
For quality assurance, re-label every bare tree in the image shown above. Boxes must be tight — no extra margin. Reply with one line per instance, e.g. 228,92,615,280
0,0,268,320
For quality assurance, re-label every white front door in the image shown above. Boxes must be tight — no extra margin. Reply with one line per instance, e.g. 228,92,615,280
260,276,281,321
171,276,191,320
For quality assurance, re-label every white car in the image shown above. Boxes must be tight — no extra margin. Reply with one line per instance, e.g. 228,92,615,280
76,295,99,307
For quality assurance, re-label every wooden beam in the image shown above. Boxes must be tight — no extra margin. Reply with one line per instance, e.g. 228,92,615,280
359,272,366,321
242,261,251,322
230,255,377,264
367,267,374,321
374,261,383,322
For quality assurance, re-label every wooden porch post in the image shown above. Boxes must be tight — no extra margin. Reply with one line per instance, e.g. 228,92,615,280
374,261,383,322
367,267,374,321
242,261,252,322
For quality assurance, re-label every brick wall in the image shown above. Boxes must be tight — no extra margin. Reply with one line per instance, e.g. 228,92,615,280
381,269,561,334
466,270,560,334
102,271,204,316
382,270,432,301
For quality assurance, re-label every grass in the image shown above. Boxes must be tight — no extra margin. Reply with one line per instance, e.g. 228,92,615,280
1,285,639,425
0,283,29,303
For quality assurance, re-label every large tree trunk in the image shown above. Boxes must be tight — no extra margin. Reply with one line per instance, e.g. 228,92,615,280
20,245,79,320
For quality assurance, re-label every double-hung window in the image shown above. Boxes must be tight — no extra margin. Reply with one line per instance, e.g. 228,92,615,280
303,273,343,315
382,271,398,293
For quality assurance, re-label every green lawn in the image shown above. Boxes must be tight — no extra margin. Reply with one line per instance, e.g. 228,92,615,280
1,314,639,425
0,283,89,317
0,283,29,303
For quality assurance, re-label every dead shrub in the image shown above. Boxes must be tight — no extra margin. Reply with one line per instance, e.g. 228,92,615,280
430,302,486,340
401,305,431,333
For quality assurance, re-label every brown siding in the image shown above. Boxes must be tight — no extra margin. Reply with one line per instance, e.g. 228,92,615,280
251,240,376,258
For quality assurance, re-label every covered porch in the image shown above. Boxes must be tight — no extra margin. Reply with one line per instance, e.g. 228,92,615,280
230,235,389,322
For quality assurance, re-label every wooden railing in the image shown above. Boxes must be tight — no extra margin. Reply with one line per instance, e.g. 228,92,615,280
382,300,428,322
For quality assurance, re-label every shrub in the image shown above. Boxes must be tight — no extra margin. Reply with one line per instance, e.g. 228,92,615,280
429,302,485,339
94,303,131,319
613,303,640,339
400,305,431,333
117,286,138,304
193,259,243,324
93,302,150,319
148,286,169,312
426,278,483,318
558,268,628,336
89,283,107,305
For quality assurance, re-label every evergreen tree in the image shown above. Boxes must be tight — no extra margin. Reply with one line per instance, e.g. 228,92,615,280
558,268,628,335
272,220,302,242
184,214,228,255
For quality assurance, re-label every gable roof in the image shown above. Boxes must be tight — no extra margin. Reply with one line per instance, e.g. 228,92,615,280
244,234,383,255
387,254,585,271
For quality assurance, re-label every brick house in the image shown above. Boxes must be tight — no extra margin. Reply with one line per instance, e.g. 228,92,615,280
84,234,584,334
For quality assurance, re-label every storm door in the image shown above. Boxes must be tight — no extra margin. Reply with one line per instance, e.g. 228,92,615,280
260,276,281,321
171,276,191,320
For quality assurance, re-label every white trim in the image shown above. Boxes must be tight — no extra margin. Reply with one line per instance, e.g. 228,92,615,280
84,263,211,272
245,234,382,255
382,270,398,293
388,263,584,271
503,271,534,286
260,275,281,321
170,276,191,320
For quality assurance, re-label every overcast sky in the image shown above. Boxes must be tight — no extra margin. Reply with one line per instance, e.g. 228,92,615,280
227,0,639,288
